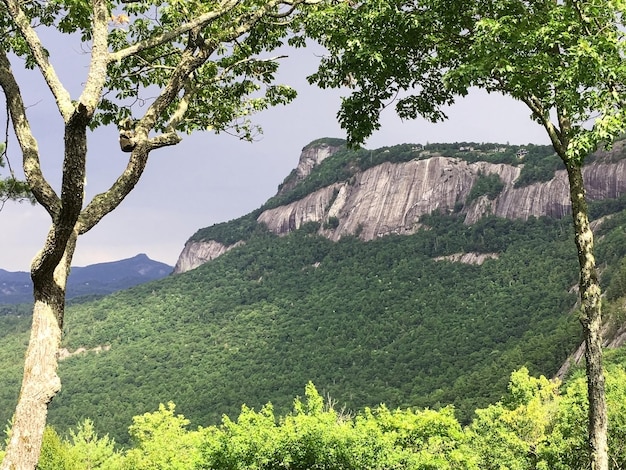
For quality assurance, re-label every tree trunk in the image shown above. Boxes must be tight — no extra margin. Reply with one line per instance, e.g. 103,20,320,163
566,162,608,470
1,234,76,470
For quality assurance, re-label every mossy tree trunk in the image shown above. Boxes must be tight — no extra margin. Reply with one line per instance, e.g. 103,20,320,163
565,162,608,470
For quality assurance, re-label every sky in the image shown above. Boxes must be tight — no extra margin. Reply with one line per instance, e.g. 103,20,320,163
0,35,551,272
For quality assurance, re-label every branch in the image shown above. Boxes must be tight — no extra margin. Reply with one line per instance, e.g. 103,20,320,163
520,94,567,156
77,144,149,234
218,0,305,43
108,0,240,63
80,0,315,232
77,0,110,116
0,0,74,121
0,50,60,216
78,39,215,233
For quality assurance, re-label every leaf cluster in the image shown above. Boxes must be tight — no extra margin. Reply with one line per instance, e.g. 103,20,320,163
307,0,626,161
93,0,307,137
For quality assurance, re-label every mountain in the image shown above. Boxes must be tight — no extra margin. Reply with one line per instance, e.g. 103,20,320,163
176,138,626,273
0,254,172,304
2,138,626,445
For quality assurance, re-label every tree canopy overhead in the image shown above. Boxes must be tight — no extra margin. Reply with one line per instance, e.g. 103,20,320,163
307,0,626,157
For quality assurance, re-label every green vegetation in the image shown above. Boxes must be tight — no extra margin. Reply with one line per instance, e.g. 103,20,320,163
3,142,626,464
514,150,563,188
467,172,505,203
189,212,266,246
302,137,347,150
18,364,626,469
0,213,594,446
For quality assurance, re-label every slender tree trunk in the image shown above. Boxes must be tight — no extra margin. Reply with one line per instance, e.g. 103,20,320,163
566,162,608,470
1,233,77,470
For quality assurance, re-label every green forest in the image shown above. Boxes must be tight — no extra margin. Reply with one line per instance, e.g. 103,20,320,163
3,140,626,467
7,206,626,445
7,364,626,469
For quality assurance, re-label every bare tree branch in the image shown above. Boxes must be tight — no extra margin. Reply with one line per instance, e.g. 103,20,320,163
0,50,60,216
78,0,111,116
0,0,74,121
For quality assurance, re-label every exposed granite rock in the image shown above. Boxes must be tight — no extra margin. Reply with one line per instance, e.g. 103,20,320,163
555,317,626,381
177,142,626,274
434,252,499,265
258,156,626,241
173,240,243,274
58,345,111,361
277,141,344,196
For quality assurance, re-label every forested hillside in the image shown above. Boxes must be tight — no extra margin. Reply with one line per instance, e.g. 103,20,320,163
0,212,595,444
2,141,626,449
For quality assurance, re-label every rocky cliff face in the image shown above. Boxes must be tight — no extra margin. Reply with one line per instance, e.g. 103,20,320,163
175,141,626,273
258,156,626,241
277,140,345,196
173,240,243,274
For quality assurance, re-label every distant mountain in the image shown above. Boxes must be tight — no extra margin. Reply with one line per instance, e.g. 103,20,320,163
0,254,172,304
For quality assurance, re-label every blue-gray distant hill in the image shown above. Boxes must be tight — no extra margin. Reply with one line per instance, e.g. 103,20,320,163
0,254,172,304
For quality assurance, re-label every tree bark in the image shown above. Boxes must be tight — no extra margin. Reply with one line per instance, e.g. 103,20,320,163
565,162,608,470
1,232,77,470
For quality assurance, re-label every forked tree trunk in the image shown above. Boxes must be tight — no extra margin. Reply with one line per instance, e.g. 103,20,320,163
566,162,608,470
1,237,76,470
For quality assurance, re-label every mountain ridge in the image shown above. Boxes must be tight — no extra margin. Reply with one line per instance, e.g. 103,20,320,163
2,137,626,444
175,138,626,273
0,254,172,304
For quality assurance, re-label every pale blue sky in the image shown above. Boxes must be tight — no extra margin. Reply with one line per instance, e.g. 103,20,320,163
1,42,550,272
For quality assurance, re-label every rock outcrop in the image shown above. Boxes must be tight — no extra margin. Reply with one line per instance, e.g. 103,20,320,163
434,252,499,265
277,140,345,196
258,156,626,241
175,140,626,273
173,240,243,274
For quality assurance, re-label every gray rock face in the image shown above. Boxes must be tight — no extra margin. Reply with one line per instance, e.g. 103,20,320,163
258,156,626,241
176,143,626,273
277,141,344,196
434,252,499,265
173,240,243,274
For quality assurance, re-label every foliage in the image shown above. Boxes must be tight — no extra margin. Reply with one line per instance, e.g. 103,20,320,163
13,365,626,469
306,0,626,158
302,137,347,151
0,213,594,444
514,152,563,188
6,164,626,448
467,172,505,203
468,368,561,470
190,211,266,245
0,142,32,203
38,427,72,470
1,0,325,464
124,403,202,470
197,383,477,470
588,193,626,221
305,2,626,467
